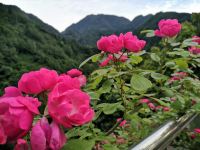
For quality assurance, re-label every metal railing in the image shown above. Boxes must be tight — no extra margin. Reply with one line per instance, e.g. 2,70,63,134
130,113,198,150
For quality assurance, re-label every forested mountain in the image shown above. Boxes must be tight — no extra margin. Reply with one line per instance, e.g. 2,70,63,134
0,3,96,92
62,12,191,46
62,14,130,45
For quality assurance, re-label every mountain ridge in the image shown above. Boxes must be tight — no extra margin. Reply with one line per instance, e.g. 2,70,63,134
62,12,191,46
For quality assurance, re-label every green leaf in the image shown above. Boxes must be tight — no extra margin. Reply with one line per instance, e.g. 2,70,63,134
192,103,200,112
170,42,181,47
97,102,124,115
88,92,100,100
151,72,168,81
150,53,160,62
79,54,101,68
165,61,176,68
88,76,103,89
97,80,113,94
62,139,95,150
130,55,143,65
174,59,188,70
131,74,152,92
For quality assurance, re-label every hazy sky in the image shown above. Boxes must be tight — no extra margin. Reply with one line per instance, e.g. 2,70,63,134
0,0,200,32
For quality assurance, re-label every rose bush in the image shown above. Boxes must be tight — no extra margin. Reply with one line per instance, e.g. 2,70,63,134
0,17,200,150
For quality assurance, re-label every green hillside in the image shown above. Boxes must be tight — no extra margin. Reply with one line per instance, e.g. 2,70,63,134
0,3,96,92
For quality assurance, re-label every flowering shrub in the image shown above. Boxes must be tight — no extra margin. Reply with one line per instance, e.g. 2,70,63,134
1,18,200,150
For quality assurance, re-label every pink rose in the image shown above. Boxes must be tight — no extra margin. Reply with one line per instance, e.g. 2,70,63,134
67,69,82,77
148,103,155,110
112,52,128,62
123,32,146,52
77,75,87,87
117,118,127,127
99,55,113,67
169,72,187,83
56,74,81,92
30,118,66,150
48,89,94,128
0,93,41,144
155,106,162,111
154,19,182,37
189,46,200,54
18,68,58,94
190,134,196,139
140,98,150,104
163,107,170,111
14,139,29,150
194,128,200,134
66,69,87,87
97,34,123,53
2,86,22,97
192,36,200,44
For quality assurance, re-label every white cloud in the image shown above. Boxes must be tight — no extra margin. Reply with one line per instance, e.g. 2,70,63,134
0,0,199,32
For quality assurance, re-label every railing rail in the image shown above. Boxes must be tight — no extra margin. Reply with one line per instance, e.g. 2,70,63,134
129,113,198,150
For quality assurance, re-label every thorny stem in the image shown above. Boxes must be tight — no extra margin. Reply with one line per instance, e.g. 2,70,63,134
105,119,123,135
106,54,127,135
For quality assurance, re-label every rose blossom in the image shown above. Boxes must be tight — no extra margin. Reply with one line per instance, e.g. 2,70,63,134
48,88,94,128
148,103,155,110
97,34,123,53
154,19,181,37
194,128,200,134
67,69,82,77
99,55,113,67
140,98,150,104
192,36,200,44
117,118,127,127
18,68,58,94
189,46,200,54
123,32,146,52
163,107,170,112
14,139,29,150
30,117,66,150
0,87,41,144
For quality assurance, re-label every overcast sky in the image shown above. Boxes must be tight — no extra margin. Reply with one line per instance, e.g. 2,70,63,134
0,0,200,32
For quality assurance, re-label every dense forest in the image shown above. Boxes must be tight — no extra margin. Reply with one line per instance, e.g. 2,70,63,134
0,3,97,93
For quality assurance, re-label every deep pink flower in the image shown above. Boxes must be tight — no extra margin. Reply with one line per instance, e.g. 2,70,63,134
123,32,146,52
117,118,127,127
48,89,94,128
97,34,123,53
148,103,155,110
154,19,182,37
30,118,66,150
2,86,22,97
192,100,197,105
163,107,170,111
169,72,187,83
189,46,200,54
112,52,128,62
192,36,200,44
76,75,87,87
194,128,200,134
18,68,58,94
190,134,196,139
0,94,41,144
155,106,162,111
56,74,81,92
14,139,29,150
170,97,176,102
99,55,113,67
67,69,82,78
140,98,150,104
